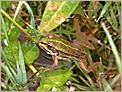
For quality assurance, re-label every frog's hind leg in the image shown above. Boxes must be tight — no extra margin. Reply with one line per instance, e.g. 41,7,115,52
80,59,100,73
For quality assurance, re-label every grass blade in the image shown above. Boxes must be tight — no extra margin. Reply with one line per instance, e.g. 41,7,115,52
9,1,23,32
13,2,23,20
97,2,111,22
1,15,9,42
1,63,17,90
79,76,91,88
102,79,113,91
17,43,27,84
22,1,39,41
106,2,120,32
101,22,121,74
109,74,120,88
1,9,33,41
72,82,91,91
73,60,96,90
1,50,18,85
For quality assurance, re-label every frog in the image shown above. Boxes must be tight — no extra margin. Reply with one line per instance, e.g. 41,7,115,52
38,33,99,73
38,15,100,73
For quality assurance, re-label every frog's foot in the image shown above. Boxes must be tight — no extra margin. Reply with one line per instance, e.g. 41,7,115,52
80,61,100,73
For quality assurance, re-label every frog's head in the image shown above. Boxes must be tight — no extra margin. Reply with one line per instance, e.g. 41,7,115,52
38,37,58,56
39,34,61,47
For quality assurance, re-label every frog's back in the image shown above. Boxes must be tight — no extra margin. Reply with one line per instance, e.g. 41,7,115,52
42,37,81,55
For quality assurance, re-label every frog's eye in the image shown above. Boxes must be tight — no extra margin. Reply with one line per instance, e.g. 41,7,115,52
47,45,53,49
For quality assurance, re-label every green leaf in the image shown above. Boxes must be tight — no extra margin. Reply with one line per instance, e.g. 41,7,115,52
36,70,72,91
3,26,22,69
8,27,21,42
1,1,12,11
73,3,84,16
38,1,80,35
21,43,39,65
3,41,19,67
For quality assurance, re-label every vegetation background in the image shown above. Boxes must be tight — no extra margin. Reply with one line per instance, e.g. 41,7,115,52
1,1,121,91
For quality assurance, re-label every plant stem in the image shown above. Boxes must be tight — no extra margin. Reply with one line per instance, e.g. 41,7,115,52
27,64,39,76
1,9,35,42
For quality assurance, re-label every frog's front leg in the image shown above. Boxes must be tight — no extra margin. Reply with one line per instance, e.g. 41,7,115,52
79,58,100,73
52,55,59,67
